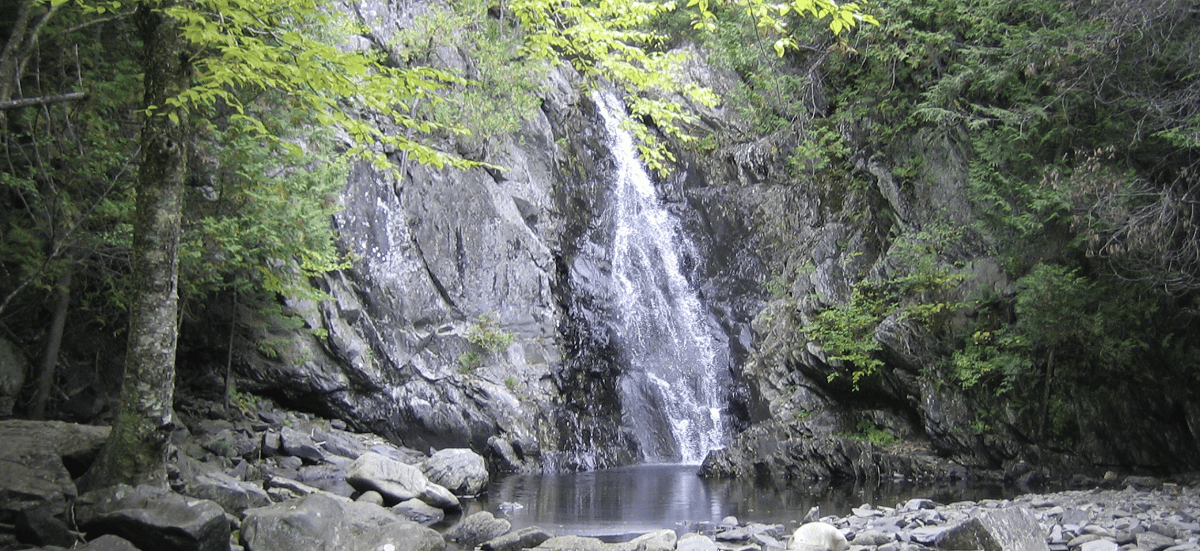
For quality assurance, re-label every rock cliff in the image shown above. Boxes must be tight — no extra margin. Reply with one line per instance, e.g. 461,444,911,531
228,0,1200,479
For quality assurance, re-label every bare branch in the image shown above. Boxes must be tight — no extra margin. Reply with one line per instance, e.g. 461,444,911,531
0,91,87,110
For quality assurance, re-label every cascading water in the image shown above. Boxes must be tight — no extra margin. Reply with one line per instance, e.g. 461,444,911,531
594,91,732,464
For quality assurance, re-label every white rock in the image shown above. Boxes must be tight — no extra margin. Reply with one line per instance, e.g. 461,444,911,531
790,522,849,551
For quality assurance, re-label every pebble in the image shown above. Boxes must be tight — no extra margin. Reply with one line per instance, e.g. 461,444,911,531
684,484,1200,551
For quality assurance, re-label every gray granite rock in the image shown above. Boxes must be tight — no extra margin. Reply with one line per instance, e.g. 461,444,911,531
420,448,489,497
482,526,555,551
345,451,459,510
75,484,229,551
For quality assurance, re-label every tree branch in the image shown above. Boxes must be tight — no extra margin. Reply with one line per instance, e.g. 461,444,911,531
0,91,87,110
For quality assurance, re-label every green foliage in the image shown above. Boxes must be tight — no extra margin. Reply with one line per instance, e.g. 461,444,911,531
459,351,484,372
805,228,965,388
788,121,851,178
806,281,888,386
511,0,718,173
466,313,517,352
391,0,548,154
180,113,351,303
505,375,519,390
0,5,141,333
838,420,897,447
951,262,1154,441
154,0,473,171
510,0,871,173
688,0,877,45
459,313,516,370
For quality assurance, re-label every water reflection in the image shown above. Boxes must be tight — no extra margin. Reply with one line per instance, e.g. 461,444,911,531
462,464,1013,537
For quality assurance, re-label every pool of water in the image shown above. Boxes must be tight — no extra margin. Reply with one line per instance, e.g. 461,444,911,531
456,464,1015,537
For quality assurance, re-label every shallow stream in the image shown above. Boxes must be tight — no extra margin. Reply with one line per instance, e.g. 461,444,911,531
459,464,1016,538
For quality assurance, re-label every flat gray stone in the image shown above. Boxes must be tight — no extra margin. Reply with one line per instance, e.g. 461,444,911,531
1137,532,1177,551
346,452,459,510
677,533,719,551
482,526,555,551
1079,540,1120,551
936,506,1049,551
445,511,512,548
241,492,443,551
631,529,677,551
76,485,229,551
420,448,488,497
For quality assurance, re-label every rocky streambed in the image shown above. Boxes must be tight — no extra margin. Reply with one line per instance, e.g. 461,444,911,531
1,396,1197,551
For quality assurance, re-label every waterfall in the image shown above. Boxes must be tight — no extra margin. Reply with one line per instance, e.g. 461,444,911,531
594,91,731,464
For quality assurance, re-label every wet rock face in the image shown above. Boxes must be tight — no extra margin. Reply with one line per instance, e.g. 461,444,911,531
74,484,230,551
238,62,580,463
0,419,109,526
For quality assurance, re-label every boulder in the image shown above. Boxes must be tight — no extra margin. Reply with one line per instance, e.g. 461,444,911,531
0,420,109,524
75,484,230,551
346,452,459,510
1136,531,1177,551
15,502,75,547
76,534,143,551
789,522,848,551
676,533,720,551
280,426,325,463
631,529,677,551
482,526,555,551
240,492,443,551
179,471,271,515
391,498,444,525
445,511,512,548
356,490,385,506
319,429,370,459
420,448,489,496
533,535,625,551
199,429,259,459
934,507,1049,551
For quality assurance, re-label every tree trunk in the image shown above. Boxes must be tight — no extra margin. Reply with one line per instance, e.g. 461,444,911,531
81,1,189,490
1038,348,1055,441
30,269,71,420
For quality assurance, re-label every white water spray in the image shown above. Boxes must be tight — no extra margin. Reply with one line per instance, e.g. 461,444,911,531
594,91,731,464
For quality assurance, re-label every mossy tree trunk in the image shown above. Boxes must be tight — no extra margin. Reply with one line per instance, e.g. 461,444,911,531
82,1,190,490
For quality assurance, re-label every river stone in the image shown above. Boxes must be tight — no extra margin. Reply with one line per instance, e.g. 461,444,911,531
1136,531,1177,551
1068,534,1104,547
420,448,488,497
483,526,555,551
445,511,512,547
319,429,369,459
934,507,1049,551
1079,540,1120,551
853,529,895,546
179,471,271,515
534,535,623,551
0,419,110,524
76,534,143,550
264,474,347,502
15,501,74,547
280,426,325,463
909,525,952,545
677,533,719,551
631,529,677,551
356,490,384,506
789,522,848,551
391,498,444,525
346,451,459,510
241,492,444,551
75,484,230,551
